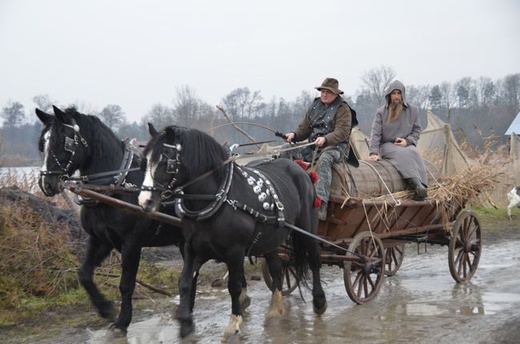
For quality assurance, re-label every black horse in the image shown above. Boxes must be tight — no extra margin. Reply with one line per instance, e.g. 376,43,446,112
36,106,186,334
138,124,327,339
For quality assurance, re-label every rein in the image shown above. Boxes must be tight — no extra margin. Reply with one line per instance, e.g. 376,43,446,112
50,140,140,187
207,121,287,140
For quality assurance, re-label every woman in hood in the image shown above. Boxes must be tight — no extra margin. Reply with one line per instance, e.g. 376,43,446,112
368,80,428,200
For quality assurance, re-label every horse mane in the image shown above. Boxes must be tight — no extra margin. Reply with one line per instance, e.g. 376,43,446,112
62,107,123,160
145,125,229,179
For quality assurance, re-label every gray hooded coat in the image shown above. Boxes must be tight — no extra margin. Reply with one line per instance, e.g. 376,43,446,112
368,80,428,186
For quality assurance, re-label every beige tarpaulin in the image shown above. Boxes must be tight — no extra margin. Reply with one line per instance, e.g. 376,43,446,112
418,111,471,175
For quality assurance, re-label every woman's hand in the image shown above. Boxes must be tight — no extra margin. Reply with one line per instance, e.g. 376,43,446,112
368,154,380,161
394,137,408,147
284,132,295,143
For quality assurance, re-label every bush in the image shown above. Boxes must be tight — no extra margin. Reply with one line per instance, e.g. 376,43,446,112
0,197,80,309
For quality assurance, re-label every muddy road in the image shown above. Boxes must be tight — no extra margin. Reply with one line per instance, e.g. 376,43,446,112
4,220,520,344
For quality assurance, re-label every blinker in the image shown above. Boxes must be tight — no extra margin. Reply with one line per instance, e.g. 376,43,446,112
166,159,178,174
64,136,76,153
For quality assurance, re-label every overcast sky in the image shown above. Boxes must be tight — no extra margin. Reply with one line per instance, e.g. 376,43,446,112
1,0,519,123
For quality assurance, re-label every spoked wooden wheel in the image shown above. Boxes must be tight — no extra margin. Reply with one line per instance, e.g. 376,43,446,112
449,210,482,283
261,259,299,296
384,244,405,276
344,231,385,304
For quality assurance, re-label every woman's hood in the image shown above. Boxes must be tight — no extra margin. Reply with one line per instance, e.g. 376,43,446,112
385,80,407,106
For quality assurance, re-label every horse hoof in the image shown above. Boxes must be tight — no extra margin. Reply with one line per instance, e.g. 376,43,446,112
313,299,327,315
98,301,116,320
179,319,195,338
108,323,128,336
224,314,243,336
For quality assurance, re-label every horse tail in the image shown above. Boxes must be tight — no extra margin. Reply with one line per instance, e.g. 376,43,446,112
290,231,311,290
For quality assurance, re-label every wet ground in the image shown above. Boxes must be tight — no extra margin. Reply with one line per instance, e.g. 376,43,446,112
4,217,520,344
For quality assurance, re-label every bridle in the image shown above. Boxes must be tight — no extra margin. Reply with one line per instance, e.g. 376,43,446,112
143,142,235,221
140,142,184,198
41,120,88,178
40,121,139,191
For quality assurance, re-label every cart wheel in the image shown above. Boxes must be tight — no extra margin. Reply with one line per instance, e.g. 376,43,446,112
344,231,385,304
449,210,482,283
261,259,299,296
384,244,405,276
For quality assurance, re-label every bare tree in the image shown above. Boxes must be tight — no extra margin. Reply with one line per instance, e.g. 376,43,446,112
360,65,396,107
98,104,127,131
142,103,176,131
1,101,26,128
501,73,520,114
477,77,497,108
454,77,473,109
407,85,431,112
174,85,201,126
32,94,54,113
221,87,263,122
429,85,443,112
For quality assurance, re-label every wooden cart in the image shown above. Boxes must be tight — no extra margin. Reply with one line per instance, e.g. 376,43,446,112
262,195,482,304
67,182,482,306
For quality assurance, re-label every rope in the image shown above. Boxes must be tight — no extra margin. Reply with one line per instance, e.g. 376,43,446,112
358,160,401,206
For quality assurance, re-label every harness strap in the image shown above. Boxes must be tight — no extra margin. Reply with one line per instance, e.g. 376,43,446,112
79,140,138,185
169,161,234,221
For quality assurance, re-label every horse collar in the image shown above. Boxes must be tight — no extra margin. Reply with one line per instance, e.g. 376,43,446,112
172,160,234,221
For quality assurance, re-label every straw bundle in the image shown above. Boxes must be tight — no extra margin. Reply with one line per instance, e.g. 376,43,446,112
368,164,503,220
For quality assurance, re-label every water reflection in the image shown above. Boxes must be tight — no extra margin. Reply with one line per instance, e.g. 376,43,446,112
84,238,520,344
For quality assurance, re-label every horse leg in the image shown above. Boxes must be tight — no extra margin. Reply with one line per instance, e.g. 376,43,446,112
223,255,246,336
263,251,286,317
302,236,327,315
78,237,115,320
177,245,197,338
109,243,142,333
239,274,251,310
188,258,203,313
213,268,250,310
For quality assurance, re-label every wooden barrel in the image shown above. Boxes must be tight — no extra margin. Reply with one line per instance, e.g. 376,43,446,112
330,160,408,198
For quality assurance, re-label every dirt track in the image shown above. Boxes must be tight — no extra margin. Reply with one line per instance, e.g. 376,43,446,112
2,216,520,344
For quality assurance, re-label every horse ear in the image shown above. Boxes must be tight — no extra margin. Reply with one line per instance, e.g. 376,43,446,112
148,123,159,137
35,108,52,124
52,105,68,123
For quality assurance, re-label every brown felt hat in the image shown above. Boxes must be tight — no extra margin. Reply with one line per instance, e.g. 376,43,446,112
315,77,344,95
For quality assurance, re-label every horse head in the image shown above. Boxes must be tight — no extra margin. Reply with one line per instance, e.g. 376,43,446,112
139,125,186,212
139,124,229,213
36,105,89,196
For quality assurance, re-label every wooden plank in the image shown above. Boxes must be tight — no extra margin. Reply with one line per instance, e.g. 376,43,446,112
68,187,183,227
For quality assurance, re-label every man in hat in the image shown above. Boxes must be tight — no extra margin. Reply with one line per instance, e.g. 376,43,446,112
283,77,358,221
368,79,428,200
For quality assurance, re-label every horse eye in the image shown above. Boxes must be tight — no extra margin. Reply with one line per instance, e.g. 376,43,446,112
140,158,148,171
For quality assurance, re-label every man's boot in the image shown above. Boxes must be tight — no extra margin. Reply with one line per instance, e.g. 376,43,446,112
407,177,427,201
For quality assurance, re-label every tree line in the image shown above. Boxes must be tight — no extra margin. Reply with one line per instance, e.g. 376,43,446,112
1,66,519,166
